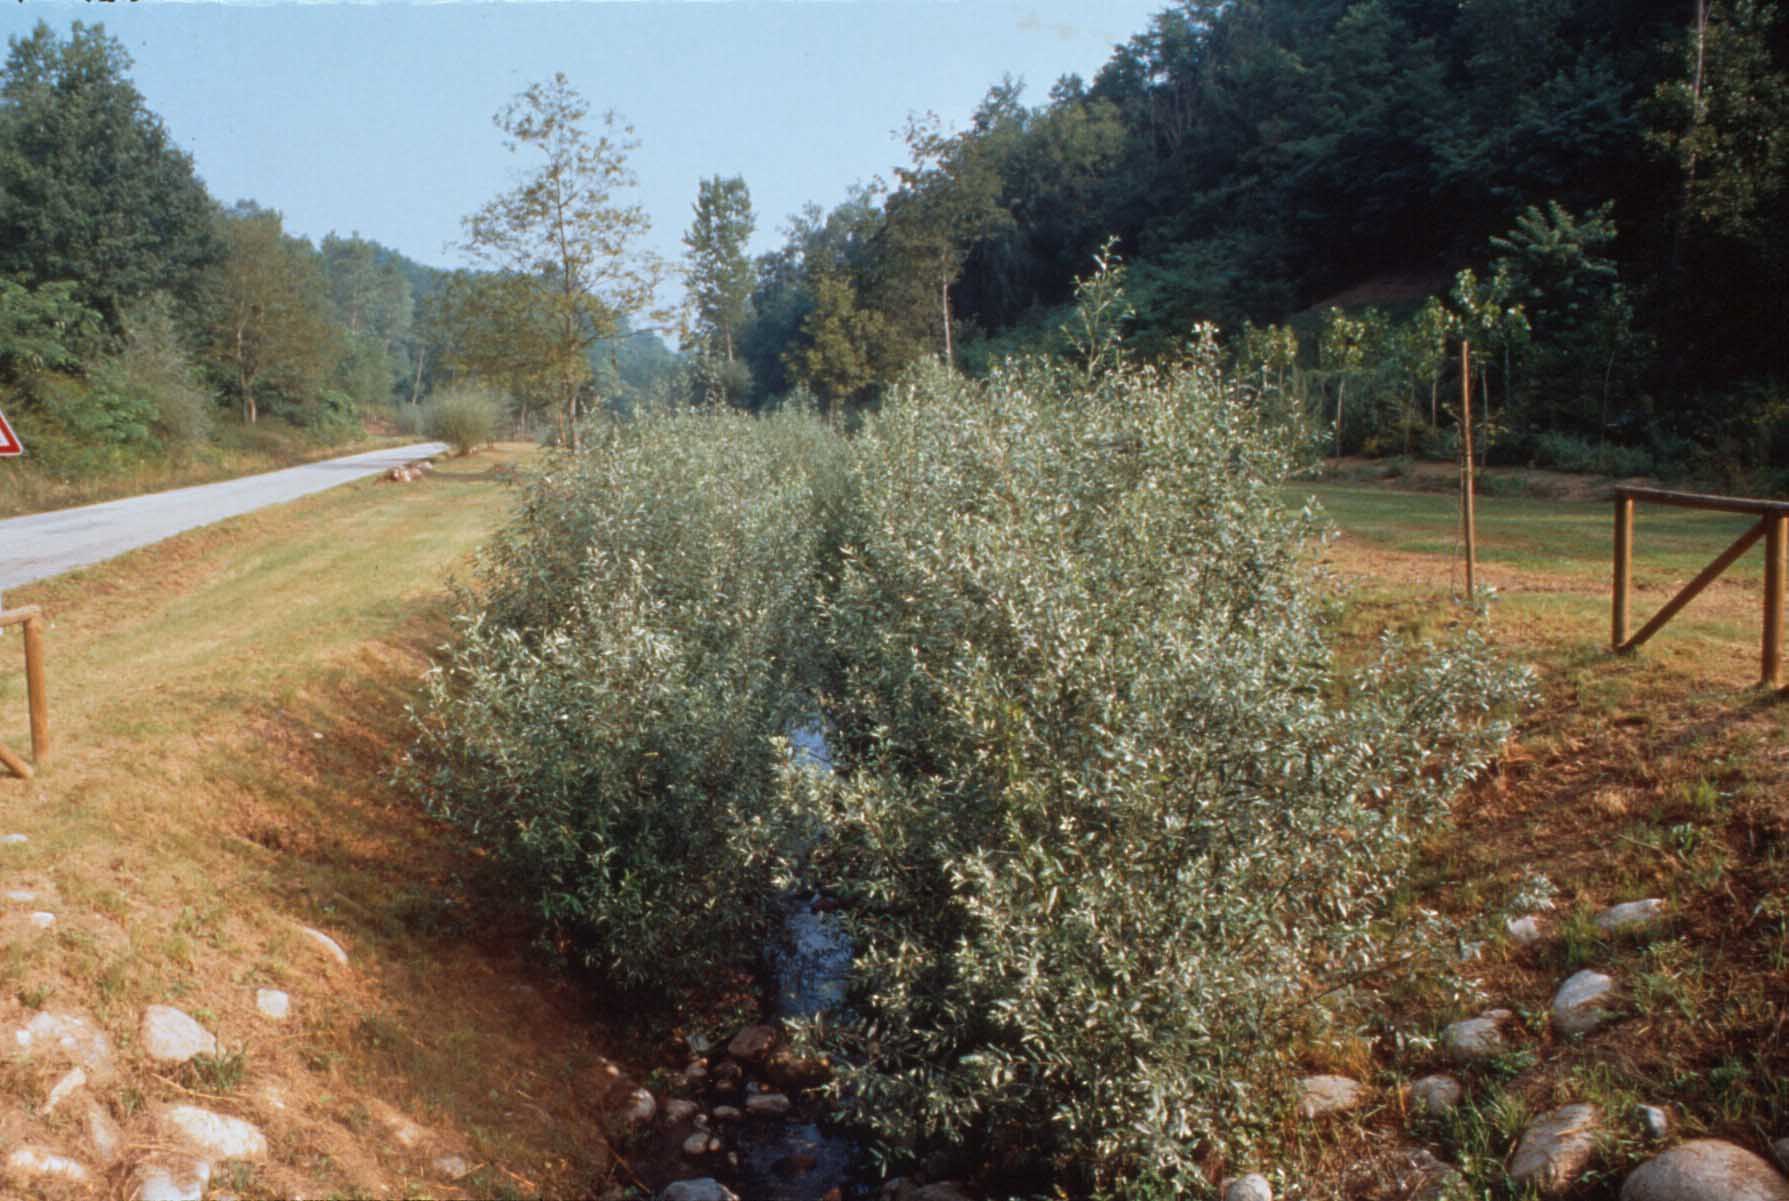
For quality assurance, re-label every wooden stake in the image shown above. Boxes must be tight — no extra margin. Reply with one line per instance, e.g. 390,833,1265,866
1765,514,1786,688
0,740,29,781
1613,493,1635,648
1460,340,1477,600
23,614,46,765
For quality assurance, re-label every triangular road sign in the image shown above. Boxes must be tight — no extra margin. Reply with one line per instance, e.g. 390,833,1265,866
0,407,21,457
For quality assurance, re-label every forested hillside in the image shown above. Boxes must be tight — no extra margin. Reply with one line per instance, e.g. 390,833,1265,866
712,0,1787,482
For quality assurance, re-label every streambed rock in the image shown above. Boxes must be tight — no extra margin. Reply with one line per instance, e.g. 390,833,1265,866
5,1146,92,1185
1552,970,1617,1034
1620,1139,1789,1201
134,1157,212,1201
1509,1104,1600,1195
727,1024,778,1065
141,1004,218,1064
1408,1074,1464,1116
13,1009,116,1081
660,1180,740,1201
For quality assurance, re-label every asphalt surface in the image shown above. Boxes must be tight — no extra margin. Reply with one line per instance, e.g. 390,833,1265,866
0,441,448,598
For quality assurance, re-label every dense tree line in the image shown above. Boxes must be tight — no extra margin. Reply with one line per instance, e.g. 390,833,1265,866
0,21,605,475
706,0,1786,480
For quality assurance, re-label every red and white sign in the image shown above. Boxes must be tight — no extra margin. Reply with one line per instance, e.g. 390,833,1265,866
0,407,21,457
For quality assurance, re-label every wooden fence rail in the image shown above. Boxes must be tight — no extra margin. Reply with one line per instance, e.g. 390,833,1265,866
0,605,47,779
1611,486,1789,688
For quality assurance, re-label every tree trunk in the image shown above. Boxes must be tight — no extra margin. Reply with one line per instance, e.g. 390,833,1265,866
1334,379,1346,457
409,347,427,405
941,271,954,369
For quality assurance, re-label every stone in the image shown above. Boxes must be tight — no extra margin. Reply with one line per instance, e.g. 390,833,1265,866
134,1157,213,1201
5,1146,92,1184
661,1181,740,1201
1621,1139,1789,1201
1297,1074,1366,1118
726,1024,778,1065
372,1101,432,1150
432,1154,473,1181
1408,1074,1465,1116
1639,1105,1671,1139
682,1131,720,1156
5,888,36,902
28,910,53,929
161,1104,269,1160
1595,899,1666,935
1777,1139,1789,1173
256,989,290,1020
298,926,349,967
14,1009,117,1081
1443,1011,1509,1062
1507,914,1548,945
664,1099,700,1123
1552,970,1617,1035
1222,1173,1274,1201
41,1066,86,1115
141,1004,218,1064
86,1100,123,1164
712,1105,742,1120
1510,1104,1600,1195
620,1088,656,1127
1,833,28,844
745,1091,793,1117
1390,1146,1462,1201
765,1048,833,1091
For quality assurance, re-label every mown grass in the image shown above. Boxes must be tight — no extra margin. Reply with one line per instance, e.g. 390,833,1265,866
1283,477,1789,1200
0,443,621,1200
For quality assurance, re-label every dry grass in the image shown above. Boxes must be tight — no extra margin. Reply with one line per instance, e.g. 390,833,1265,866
1286,479,1789,1199
0,444,637,1200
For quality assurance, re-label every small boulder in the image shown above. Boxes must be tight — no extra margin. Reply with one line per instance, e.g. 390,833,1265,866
1443,1010,1511,1063
5,1146,91,1184
1509,1104,1600,1195
683,1131,717,1157
13,1009,117,1081
85,1100,122,1164
712,1105,742,1120
161,1105,268,1160
726,1024,778,1065
661,1181,740,1201
256,989,290,1020
1408,1074,1465,1116
1552,970,1617,1035
1297,1075,1366,1118
664,1099,700,1124
1222,1173,1273,1201
746,1091,793,1117
1621,1139,1789,1201
298,926,349,967
141,1004,218,1065
1507,914,1548,945
620,1088,657,1127
1638,1105,1671,1140
432,1154,473,1181
134,1157,212,1201
765,1047,833,1091
1595,899,1666,935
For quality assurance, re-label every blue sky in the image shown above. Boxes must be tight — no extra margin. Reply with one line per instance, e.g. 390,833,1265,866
1,1,1166,296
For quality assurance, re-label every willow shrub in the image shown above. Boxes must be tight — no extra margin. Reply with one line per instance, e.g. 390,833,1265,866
789,340,1530,1194
402,407,848,998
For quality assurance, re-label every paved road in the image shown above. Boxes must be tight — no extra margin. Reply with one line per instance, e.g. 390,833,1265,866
0,442,448,597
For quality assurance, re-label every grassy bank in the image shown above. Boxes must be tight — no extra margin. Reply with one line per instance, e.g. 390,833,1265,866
1283,478,1789,1197
0,443,623,1200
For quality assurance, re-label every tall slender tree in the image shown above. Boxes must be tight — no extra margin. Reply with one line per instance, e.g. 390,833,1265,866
682,175,756,364
457,73,663,450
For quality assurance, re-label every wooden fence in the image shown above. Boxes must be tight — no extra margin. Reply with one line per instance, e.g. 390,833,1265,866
0,605,47,779
1611,486,1788,688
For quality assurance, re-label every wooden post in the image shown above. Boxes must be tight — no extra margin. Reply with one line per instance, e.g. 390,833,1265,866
1460,340,1477,600
1765,513,1786,688
23,614,46,764
0,741,28,782
1613,492,1635,649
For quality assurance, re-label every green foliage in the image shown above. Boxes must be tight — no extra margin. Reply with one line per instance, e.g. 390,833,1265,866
791,316,1530,1190
0,279,103,381
682,175,757,363
425,385,500,455
103,293,213,447
403,408,850,1001
0,21,219,327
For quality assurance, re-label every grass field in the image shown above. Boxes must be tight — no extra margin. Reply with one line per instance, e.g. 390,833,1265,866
1281,480,1789,1198
0,444,624,1201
